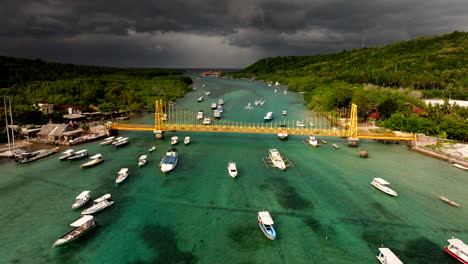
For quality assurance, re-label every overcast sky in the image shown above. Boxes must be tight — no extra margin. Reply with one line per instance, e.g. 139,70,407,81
1,0,467,68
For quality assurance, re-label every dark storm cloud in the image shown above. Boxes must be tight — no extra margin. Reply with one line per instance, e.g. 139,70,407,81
1,0,467,67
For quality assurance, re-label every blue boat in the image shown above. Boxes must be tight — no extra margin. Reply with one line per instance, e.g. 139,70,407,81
258,211,276,240
217,105,224,113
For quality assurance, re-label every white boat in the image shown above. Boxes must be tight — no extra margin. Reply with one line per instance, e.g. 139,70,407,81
210,102,217,109
332,144,340,149
112,137,129,147
197,96,204,102
203,116,212,125
148,146,156,152
283,90,287,95
277,132,288,140
197,111,204,120
138,155,148,167
444,238,468,264
115,168,129,185
52,215,96,247
274,89,278,93
297,121,306,127
59,149,75,160
160,148,178,173
306,136,318,147
282,110,287,116
376,248,404,264
320,139,328,144
275,81,280,86
80,154,104,168
269,149,286,170
218,99,224,105
255,100,261,105
68,149,88,160
184,136,191,145
310,122,315,127
264,112,273,121
171,136,178,145
371,178,397,196
81,194,114,215
213,109,221,118
258,211,276,240
205,91,210,95
72,191,91,209
453,164,468,170
228,162,238,178
100,136,115,145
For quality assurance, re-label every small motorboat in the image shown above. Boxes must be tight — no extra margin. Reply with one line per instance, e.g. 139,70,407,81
264,112,273,121
113,137,129,147
444,238,468,263
438,195,460,207
115,168,129,185
282,110,287,116
453,163,468,170
197,111,204,120
306,136,318,147
376,248,404,264
59,149,75,160
277,132,288,140
310,122,315,127
52,215,96,247
148,146,156,152
228,162,238,178
213,110,221,118
138,155,148,167
203,116,212,125
332,144,340,149
258,211,276,240
72,191,91,209
197,96,204,102
68,149,88,160
296,121,306,127
184,136,191,145
160,148,178,173
320,139,328,144
80,154,104,168
371,178,397,196
81,194,114,215
269,149,286,170
171,136,178,145
218,99,224,105
100,136,115,145
205,91,211,95
217,105,224,113
210,102,217,109
274,89,278,93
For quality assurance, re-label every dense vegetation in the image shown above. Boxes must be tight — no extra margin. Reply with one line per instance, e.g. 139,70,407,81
225,31,468,141
0,56,192,142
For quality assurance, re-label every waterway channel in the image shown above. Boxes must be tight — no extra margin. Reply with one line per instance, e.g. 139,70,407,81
0,74,466,263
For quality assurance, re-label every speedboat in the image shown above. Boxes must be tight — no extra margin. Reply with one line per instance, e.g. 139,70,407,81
80,154,104,168
72,191,91,209
297,121,306,127
218,99,224,105
171,136,178,145
228,162,238,178
197,111,204,120
213,110,221,118
205,91,211,95
138,155,148,167
52,215,96,247
203,116,212,125
264,112,273,121
258,211,276,240
269,149,286,170
100,136,115,145
184,136,191,145
115,168,129,185
376,248,404,264
113,137,129,147
149,146,156,152
306,136,318,147
210,102,217,109
217,105,223,113
59,149,75,160
282,110,287,116
197,96,204,102
81,194,114,215
444,238,468,264
68,149,88,160
371,178,397,196
160,148,178,173
277,132,288,140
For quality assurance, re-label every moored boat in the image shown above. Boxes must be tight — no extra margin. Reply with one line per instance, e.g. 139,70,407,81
197,96,204,102
184,136,191,145
228,162,238,178
296,121,306,127
17,147,59,163
258,211,276,240
332,143,340,149
197,111,204,120
72,191,91,209
171,136,178,145
376,248,404,264
138,155,148,167
438,195,460,207
210,102,217,109
148,146,156,152
306,136,318,147
218,99,224,105
205,91,211,95
52,215,96,247
269,149,286,170
217,105,223,113
213,109,221,118
264,112,273,121
282,110,287,116
277,132,288,140
444,238,468,264
115,168,129,185
81,194,114,215
59,149,75,160
113,137,129,147
80,154,104,168
371,178,397,196
100,136,115,145
68,149,88,160
203,116,212,125
453,163,468,170
160,148,178,173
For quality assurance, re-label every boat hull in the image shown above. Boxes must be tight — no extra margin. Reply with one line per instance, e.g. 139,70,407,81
80,159,104,168
258,222,276,240
444,247,468,264
52,224,96,247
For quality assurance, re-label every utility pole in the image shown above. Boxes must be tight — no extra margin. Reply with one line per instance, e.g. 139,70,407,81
3,97,11,152
8,97,15,149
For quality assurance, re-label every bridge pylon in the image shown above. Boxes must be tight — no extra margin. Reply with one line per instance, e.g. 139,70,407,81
347,103,359,147
154,100,165,138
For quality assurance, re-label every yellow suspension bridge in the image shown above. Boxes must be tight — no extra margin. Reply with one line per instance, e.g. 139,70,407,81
110,100,416,145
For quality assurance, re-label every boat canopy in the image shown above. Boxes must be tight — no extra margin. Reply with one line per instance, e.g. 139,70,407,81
70,215,94,227
94,194,111,203
258,211,274,225
76,191,91,199
378,248,403,264
75,149,87,154
448,238,468,253
89,154,102,159
373,178,390,185
118,168,129,174
62,149,74,154
104,136,115,140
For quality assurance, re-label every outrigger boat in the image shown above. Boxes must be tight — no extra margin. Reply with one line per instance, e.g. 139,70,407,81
306,136,318,147
258,211,276,240
72,191,91,209
68,149,88,160
80,154,104,168
138,155,148,167
376,248,404,264
171,136,178,145
52,215,96,247
115,168,129,185
269,149,286,170
59,149,75,160
444,238,468,264
228,162,238,178
81,194,114,215
371,178,397,196
148,146,156,152
184,136,191,145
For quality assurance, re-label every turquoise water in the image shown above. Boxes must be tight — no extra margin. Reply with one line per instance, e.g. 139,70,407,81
1,75,467,264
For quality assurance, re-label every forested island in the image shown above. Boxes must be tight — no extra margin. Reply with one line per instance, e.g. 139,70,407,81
0,56,192,142
225,31,468,141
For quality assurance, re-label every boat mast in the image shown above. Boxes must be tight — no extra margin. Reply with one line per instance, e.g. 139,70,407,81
8,97,15,149
3,97,11,152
